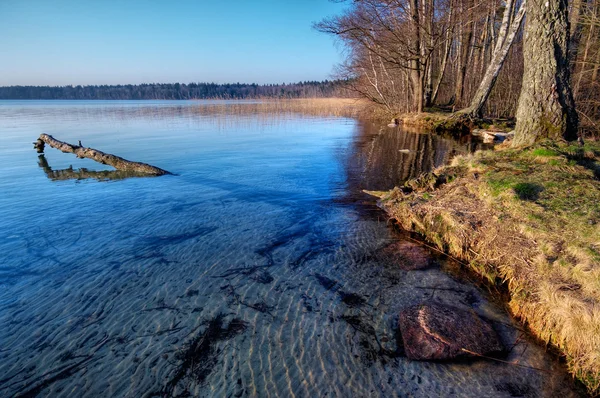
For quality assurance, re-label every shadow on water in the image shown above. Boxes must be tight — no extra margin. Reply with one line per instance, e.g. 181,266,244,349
37,155,155,181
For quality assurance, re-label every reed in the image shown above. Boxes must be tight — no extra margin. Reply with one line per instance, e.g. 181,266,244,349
189,98,369,118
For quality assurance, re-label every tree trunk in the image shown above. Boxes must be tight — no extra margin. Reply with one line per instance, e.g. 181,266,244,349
38,134,171,176
432,3,454,104
592,44,600,82
460,0,526,118
569,0,585,59
454,0,474,109
423,0,435,108
574,3,596,95
410,0,424,112
513,0,578,146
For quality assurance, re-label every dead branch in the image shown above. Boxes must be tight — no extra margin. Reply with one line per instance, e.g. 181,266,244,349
37,134,171,176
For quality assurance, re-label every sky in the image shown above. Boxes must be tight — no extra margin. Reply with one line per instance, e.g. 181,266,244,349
0,0,347,86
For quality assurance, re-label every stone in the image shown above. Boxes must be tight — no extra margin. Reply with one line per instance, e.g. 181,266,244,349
379,241,433,271
399,303,504,360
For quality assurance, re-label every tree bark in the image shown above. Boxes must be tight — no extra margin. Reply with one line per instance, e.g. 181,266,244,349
460,0,526,118
38,134,171,176
513,0,579,146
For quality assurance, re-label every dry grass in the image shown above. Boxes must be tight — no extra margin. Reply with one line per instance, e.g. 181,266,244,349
189,98,369,118
375,140,600,393
399,112,455,129
397,111,515,136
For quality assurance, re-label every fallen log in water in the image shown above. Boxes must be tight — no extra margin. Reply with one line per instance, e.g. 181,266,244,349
37,155,151,181
37,134,171,176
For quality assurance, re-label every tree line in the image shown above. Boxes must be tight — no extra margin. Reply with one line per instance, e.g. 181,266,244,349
316,0,599,141
0,80,350,100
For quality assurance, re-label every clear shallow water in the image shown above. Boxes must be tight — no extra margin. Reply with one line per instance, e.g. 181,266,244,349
0,101,579,397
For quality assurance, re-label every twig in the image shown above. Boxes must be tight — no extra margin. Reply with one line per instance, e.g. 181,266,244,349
460,348,552,373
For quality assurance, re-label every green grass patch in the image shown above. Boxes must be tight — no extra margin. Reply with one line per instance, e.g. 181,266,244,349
513,182,544,200
547,159,562,166
486,175,516,196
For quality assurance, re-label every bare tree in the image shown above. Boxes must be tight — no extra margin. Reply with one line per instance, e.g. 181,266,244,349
315,0,446,113
459,0,527,117
316,0,597,137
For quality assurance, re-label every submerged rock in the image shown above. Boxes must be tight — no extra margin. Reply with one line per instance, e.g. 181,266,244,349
379,241,433,270
399,303,504,360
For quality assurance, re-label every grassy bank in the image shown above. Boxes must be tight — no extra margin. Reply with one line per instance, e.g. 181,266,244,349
400,112,468,132
399,111,515,136
369,141,600,393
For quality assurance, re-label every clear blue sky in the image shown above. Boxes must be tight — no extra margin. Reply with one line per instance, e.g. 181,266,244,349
0,0,346,86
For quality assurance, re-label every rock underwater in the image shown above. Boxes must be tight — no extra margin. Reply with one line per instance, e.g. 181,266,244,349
399,303,504,360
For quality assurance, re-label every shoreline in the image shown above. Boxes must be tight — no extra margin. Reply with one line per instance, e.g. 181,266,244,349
367,141,600,393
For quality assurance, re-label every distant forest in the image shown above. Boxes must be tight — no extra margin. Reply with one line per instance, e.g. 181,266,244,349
0,80,350,100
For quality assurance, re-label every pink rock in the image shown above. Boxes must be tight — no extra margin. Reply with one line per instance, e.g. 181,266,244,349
399,303,504,360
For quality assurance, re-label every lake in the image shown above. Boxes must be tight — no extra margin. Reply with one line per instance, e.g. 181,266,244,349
0,101,579,397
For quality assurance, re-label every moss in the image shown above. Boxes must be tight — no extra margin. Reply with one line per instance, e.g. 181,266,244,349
539,112,564,139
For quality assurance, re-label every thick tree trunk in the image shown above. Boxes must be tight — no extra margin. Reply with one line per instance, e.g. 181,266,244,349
38,134,171,176
460,0,526,118
513,0,578,146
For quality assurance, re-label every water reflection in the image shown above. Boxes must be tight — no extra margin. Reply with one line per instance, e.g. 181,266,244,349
337,120,489,218
37,155,153,181
347,121,488,192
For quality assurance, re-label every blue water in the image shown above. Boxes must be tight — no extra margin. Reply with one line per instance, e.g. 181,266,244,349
0,101,579,397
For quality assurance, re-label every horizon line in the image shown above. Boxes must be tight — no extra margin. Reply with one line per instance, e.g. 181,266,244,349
0,79,348,89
